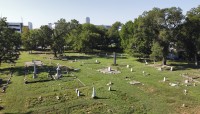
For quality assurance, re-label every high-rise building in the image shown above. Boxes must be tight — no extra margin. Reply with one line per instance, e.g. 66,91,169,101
28,22,33,30
7,22,23,33
86,17,90,24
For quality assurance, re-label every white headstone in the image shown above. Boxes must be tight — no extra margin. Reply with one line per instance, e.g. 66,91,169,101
108,86,111,91
92,87,96,98
75,88,78,93
77,90,80,97
170,67,173,71
193,83,196,86
158,67,162,71
163,77,166,82
131,68,133,72
184,89,187,95
127,65,129,68
185,80,189,83
108,67,111,71
96,60,98,63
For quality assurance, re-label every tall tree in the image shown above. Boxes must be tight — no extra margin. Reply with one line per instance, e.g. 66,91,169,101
38,25,53,49
180,5,200,66
51,18,69,57
107,22,122,49
0,17,21,66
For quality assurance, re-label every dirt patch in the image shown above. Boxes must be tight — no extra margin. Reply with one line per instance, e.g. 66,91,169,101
176,105,200,114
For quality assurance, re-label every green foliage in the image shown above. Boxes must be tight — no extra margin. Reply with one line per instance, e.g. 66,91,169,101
150,42,163,61
0,17,21,65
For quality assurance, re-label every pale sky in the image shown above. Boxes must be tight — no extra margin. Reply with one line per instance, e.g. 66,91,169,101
0,0,199,28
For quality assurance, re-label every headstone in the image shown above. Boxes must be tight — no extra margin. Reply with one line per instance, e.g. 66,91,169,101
91,87,96,98
96,60,98,63
56,96,60,100
158,67,162,71
142,71,145,75
108,67,111,72
77,90,80,97
170,67,173,71
130,68,133,72
184,89,187,95
113,52,116,65
127,65,130,68
108,86,111,91
163,77,166,82
193,83,196,86
75,88,78,93
32,60,37,79
107,81,112,85
55,63,61,79
185,80,189,84
169,83,177,86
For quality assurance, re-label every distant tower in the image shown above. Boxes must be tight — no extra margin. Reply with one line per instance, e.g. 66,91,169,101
86,17,90,24
28,22,33,30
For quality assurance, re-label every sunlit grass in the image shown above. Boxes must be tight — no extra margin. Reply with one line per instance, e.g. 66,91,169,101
0,51,200,113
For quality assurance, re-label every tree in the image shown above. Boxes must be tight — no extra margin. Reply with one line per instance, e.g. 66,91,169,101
51,18,69,57
107,22,122,49
21,27,39,53
150,41,163,63
141,7,184,65
180,5,200,66
38,25,53,49
0,17,21,66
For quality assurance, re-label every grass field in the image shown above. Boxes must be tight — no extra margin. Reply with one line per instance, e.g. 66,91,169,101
0,51,200,113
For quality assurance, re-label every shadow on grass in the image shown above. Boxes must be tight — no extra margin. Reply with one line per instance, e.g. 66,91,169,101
168,63,199,70
26,79,53,84
93,96,108,99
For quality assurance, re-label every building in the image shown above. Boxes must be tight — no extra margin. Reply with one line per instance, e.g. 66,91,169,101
48,22,57,29
86,17,90,24
28,22,33,30
7,22,23,33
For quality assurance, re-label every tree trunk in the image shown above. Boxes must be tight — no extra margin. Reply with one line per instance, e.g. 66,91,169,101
162,57,167,65
195,54,198,66
54,51,57,57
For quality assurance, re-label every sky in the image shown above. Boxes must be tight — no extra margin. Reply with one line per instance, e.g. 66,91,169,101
0,0,199,29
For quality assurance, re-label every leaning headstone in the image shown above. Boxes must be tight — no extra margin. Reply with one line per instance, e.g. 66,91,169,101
91,87,96,98
127,65,130,68
77,90,80,97
75,88,78,93
113,52,116,65
130,68,133,72
108,86,111,91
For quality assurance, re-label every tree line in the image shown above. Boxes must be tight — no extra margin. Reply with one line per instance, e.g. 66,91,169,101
0,5,200,66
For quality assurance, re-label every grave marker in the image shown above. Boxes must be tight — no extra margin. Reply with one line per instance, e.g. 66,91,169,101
91,87,96,98
32,60,37,79
113,52,116,65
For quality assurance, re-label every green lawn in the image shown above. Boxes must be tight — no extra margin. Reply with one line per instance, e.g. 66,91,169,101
0,51,200,113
